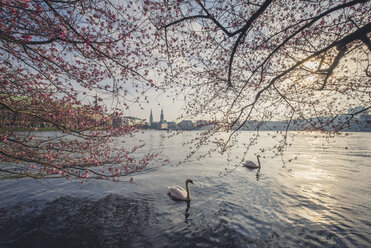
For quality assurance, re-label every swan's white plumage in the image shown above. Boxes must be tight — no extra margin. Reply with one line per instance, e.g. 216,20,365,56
168,186,188,201
243,155,261,169
168,179,193,201
243,160,259,168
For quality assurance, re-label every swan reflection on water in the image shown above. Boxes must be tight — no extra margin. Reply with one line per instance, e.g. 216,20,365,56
185,201,191,223
255,168,261,181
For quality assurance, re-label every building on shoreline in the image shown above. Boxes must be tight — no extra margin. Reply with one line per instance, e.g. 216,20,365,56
149,108,168,130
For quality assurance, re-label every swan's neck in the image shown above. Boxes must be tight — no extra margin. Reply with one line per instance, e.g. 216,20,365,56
257,156,261,168
186,182,191,201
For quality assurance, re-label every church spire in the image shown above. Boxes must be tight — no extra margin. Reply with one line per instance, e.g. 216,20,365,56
150,109,153,123
94,94,98,109
160,108,164,122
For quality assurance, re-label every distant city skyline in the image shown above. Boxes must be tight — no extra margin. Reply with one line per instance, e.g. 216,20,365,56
125,102,183,122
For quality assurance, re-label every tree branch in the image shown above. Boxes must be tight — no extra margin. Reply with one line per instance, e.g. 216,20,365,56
227,0,273,87
320,44,347,90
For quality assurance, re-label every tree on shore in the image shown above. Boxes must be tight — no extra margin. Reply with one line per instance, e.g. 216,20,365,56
0,0,162,180
147,0,371,162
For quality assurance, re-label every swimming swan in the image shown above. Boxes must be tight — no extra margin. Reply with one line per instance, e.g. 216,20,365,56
168,179,194,201
243,155,261,169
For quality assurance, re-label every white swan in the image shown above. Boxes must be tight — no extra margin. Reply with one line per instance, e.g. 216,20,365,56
168,179,194,201
243,155,261,169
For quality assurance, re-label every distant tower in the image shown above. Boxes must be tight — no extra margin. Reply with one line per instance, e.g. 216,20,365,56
150,109,153,123
160,108,164,122
94,94,98,109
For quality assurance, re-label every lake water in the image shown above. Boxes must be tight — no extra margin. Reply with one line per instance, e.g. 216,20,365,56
0,131,370,247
